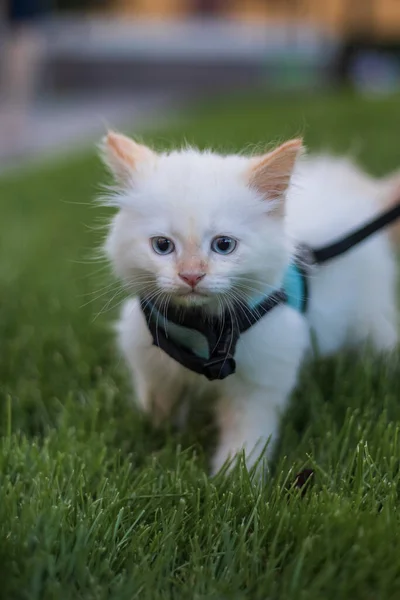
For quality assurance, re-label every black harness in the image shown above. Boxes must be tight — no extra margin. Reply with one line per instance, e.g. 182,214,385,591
141,201,400,381
140,287,288,381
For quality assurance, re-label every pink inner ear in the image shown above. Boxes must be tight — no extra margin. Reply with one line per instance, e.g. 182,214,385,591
248,139,303,206
102,131,156,184
106,132,138,171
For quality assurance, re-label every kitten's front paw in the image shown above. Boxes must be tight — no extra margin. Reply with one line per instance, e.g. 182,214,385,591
210,445,237,476
211,440,271,478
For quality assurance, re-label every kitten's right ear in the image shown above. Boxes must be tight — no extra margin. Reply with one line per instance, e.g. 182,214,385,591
248,138,303,214
100,131,156,186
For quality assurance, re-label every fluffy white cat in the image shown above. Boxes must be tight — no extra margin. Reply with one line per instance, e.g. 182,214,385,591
100,132,399,475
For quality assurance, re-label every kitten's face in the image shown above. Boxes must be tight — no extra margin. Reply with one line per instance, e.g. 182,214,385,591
102,134,301,313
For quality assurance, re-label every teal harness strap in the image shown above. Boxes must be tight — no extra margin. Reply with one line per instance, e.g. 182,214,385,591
283,262,308,313
247,254,309,315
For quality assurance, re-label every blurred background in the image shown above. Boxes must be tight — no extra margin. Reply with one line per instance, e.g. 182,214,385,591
1,0,400,169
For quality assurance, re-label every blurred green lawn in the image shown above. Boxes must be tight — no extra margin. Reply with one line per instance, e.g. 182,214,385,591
1,92,400,599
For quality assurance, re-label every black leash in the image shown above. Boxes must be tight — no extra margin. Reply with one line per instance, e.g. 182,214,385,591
312,200,400,265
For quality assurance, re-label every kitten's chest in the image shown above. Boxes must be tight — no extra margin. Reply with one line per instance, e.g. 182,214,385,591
233,305,309,386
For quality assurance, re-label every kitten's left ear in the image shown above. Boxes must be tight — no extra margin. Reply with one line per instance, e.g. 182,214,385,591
100,131,156,186
248,138,304,214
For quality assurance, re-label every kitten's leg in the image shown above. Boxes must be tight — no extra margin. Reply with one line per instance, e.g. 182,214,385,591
212,307,310,476
367,315,398,353
117,298,188,427
211,386,287,476
350,256,398,355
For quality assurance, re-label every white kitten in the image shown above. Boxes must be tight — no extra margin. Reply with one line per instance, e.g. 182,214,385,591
100,132,399,475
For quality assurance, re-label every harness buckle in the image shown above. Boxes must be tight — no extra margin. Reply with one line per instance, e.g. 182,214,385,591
203,355,236,381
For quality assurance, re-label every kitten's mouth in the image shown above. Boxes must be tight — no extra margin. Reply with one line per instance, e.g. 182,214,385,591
174,290,210,305
187,290,208,297
176,288,208,297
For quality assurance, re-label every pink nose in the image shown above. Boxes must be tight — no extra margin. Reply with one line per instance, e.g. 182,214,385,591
178,272,206,288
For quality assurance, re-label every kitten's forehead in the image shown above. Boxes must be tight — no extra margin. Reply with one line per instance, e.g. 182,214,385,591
137,150,257,223
158,149,248,173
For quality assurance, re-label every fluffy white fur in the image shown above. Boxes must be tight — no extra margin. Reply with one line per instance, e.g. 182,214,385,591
101,132,399,475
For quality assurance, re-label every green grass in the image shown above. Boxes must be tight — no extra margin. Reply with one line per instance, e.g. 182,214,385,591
2,91,400,599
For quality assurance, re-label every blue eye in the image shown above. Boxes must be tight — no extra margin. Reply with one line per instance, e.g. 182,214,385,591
151,237,175,255
211,236,237,255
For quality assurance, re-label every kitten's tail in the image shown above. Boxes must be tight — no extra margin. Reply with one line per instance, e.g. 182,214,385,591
378,170,400,246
